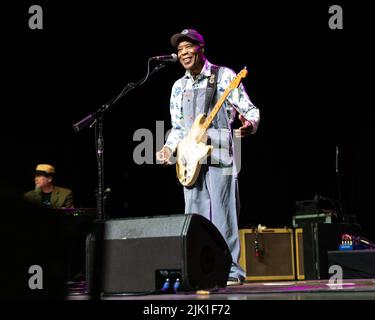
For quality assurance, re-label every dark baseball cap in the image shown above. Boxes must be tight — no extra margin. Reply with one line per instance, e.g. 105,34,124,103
170,29,204,48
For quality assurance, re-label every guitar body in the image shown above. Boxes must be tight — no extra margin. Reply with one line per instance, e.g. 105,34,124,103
176,114,213,187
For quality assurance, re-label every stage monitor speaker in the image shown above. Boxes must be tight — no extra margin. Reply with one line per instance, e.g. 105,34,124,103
239,228,295,281
86,213,232,294
301,223,361,280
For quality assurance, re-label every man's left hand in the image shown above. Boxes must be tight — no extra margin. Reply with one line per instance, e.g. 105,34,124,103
235,114,253,138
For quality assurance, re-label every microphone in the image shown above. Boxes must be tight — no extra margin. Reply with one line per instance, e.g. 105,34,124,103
151,53,178,62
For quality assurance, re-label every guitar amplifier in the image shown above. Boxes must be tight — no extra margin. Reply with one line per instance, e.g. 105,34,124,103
295,228,305,280
239,228,295,281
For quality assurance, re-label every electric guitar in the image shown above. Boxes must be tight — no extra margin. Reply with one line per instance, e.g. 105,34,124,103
176,67,248,186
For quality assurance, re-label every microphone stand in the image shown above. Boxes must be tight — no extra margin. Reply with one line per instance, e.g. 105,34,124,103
73,61,167,220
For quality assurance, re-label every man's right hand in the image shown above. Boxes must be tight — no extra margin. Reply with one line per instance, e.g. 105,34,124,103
156,146,173,165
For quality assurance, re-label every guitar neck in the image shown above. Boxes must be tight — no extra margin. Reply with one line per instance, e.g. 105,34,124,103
196,67,247,142
202,87,233,131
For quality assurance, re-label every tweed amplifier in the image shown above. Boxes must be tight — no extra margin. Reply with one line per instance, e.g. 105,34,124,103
239,228,295,281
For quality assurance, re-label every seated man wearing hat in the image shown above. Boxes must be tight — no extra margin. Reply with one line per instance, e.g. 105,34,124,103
24,164,74,208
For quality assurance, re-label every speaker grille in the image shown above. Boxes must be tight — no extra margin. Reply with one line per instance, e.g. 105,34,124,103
102,215,190,239
239,228,295,281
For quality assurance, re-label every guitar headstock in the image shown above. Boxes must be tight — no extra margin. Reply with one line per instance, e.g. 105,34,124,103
229,67,248,90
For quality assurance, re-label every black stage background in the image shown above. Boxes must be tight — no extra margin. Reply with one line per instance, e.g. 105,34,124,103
2,2,374,240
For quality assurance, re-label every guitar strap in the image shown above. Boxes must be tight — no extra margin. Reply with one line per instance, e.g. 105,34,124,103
204,64,220,116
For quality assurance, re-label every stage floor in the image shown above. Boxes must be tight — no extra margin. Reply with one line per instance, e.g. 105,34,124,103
67,279,375,300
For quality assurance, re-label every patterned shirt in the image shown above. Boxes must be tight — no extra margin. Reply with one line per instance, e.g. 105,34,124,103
165,59,260,152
